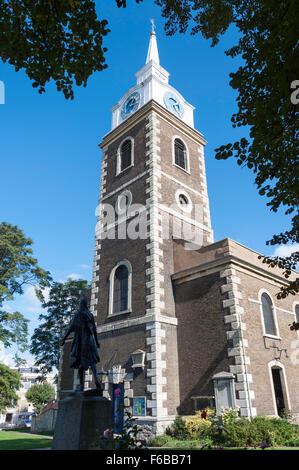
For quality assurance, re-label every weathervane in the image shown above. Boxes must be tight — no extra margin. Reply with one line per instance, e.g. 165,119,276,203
150,18,156,33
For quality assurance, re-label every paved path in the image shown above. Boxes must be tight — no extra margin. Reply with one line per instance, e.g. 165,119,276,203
30,448,52,450
12,431,53,439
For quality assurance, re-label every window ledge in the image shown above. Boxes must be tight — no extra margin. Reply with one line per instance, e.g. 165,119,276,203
108,309,131,318
263,334,281,341
115,164,134,177
173,163,190,175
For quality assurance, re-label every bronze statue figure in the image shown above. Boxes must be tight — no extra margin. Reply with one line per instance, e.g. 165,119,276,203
61,295,102,392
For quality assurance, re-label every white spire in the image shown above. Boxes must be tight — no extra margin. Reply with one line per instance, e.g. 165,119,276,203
111,21,195,130
146,19,160,65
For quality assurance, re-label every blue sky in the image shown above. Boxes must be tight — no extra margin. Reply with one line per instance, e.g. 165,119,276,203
0,1,294,365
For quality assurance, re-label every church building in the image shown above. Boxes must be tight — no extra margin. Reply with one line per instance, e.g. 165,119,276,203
58,29,299,436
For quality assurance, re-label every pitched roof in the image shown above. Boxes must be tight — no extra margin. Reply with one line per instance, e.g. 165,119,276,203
40,399,56,415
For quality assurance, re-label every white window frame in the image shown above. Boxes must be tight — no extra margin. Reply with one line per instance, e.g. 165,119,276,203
175,188,193,214
115,189,133,215
116,136,134,176
172,135,190,174
108,260,132,317
292,301,299,339
267,360,291,416
258,289,280,339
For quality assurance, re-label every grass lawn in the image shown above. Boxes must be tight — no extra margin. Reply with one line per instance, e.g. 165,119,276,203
0,431,52,450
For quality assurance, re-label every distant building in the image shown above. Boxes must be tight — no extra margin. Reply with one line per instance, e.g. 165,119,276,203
2,365,56,427
31,399,57,433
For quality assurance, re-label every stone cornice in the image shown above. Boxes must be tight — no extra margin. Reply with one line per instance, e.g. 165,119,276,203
97,313,178,334
99,99,207,149
172,253,292,287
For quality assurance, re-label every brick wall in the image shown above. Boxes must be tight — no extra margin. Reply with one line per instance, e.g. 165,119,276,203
173,272,230,414
172,238,299,418
98,324,147,402
103,117,147,196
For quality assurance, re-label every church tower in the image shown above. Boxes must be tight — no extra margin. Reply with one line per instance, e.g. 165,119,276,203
89,27,214,434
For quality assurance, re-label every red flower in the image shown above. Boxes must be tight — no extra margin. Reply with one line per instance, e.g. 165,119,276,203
201,410,207,419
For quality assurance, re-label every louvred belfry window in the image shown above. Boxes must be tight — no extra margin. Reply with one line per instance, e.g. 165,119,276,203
174,138,187,170
120,139,132,172
113,264,129,313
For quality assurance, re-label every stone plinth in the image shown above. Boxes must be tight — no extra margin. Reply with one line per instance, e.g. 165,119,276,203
52,392,113,450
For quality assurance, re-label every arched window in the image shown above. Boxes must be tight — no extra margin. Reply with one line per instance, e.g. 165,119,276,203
119,139,133,173
109,261,132,316
116,190,132,215
271,367,285,416
261,292,277,336
174,138,187,170
268,361,290,417
113,265,128,313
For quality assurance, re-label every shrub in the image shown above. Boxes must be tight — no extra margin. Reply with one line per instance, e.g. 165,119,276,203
211,417,250,447
248,416,296,447
215,415,298,448
166,415,188,440
218,407,240,426
166,410,215,441
184,412,212,439
285,438,299,447
209,406,241,444
155,412,298,448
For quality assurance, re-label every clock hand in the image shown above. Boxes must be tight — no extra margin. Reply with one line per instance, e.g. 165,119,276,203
128,97,136,108
169,97,180,112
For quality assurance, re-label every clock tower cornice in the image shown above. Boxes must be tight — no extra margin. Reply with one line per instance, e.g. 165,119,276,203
100,99,207,150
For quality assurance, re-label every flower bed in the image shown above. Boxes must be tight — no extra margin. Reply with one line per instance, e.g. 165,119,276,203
147,408,299,449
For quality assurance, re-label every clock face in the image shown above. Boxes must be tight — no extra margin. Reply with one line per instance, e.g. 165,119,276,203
121,92,141,120
163,92,184,118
